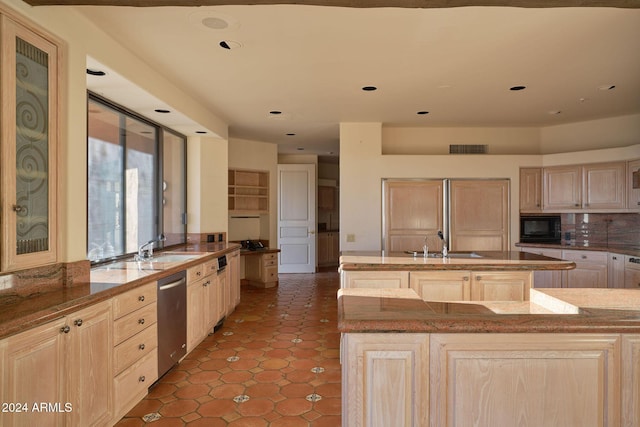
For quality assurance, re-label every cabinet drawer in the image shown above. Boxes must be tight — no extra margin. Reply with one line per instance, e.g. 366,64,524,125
264,266,278,282
187,264,205,282
204,260,218,276
114,303,157,345
264,258,278,267
113,324,158,375
112,282,157,319
263,253,277,261
114,350,158,415
562,249,608,264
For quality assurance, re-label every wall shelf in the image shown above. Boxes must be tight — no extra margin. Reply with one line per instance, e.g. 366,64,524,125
228,168,269,214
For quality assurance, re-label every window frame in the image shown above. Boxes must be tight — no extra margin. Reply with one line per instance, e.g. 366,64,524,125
86,91,187,264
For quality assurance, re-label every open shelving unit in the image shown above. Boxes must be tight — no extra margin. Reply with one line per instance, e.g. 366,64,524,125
228,168,269,214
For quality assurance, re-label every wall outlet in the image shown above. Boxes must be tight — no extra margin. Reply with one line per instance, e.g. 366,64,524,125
346,233,356,242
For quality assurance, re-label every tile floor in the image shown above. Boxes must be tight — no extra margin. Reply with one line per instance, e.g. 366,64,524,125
115,270,341,427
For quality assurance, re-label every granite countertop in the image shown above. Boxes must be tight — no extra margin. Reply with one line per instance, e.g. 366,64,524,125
240,247,280,256
0,243,241,340
338,288,640,334
516,242,640,257
339,250,576,271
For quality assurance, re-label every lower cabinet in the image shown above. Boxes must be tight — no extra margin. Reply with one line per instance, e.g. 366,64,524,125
228,250,241,309
410,271,470,301
470,271,532,301
244,251,278,288
343,332,639,427
187,264,216,353
1,299,113,427
521,247,564,288
563,249,608,288
609,253,626,288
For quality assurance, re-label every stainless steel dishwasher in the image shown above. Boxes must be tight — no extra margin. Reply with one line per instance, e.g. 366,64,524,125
157,270,187,378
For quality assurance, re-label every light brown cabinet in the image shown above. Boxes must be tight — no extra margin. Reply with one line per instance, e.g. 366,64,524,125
227,250,241,310
341,270,410,289
410,271,471,301
521,247,564,288
563,249,608,288
543,162,627,211
1,300,113,427
111,282,158,423
186,260,218,352
318,231,339,266
470,271,532,301
608,253,626,289
519,167,542,212
318,185,336,211
244,251,278,288
228,168,269,213
629,159,640,212
1,12,61,272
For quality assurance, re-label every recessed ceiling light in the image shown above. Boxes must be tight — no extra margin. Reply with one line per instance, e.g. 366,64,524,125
598,85,616,91
269,111,282,115
417,111,430,115
548,110,562,115
86,69,106,76
219,40,242,50
362,86,377,91
202,16,229,29
509,85,527,91
155,109,171,113
196,131,207,134
286,133,296,136
297,147,304,151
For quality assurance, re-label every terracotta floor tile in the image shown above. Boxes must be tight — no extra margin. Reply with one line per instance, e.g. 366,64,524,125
116,271,342,426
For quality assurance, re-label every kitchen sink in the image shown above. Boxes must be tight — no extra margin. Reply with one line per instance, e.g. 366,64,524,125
142,253,203,262
404,251,483,258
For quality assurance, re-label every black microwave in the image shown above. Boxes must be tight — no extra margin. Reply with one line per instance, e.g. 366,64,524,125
520,215,561,243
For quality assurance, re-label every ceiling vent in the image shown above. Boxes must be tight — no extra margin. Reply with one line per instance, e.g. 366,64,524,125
449,144,488,154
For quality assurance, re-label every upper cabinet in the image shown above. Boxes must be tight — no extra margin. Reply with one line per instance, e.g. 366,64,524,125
519,168,542,212
629,159,640,212
1,13,60,272
318,185,336,211
528,161,629,213
228,168,269,214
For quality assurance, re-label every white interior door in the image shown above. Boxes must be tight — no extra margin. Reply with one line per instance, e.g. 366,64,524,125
277,164,316,273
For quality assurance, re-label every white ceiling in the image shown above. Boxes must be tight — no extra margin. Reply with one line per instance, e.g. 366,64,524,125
78,5,640,157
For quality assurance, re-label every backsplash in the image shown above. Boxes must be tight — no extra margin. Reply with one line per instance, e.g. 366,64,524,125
561,213,640,247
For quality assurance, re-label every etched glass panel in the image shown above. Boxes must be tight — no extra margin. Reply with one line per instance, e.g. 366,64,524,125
15,37,49,255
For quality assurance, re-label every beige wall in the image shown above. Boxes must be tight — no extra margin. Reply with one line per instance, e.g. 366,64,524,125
340,122,639,252
1,0,228,263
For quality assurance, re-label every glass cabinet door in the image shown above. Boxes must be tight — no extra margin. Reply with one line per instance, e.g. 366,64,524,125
1,16,58,271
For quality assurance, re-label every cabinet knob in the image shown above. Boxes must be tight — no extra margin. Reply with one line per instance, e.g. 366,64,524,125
476,276,482,280
138,295,145,302
74,319,83,327
139,343,146,350
197,271,202,276
574,203,580,207
12,204,25,213
60,325,70,334
463,276,469,281
581,255,587,259
139,376,146,383
612,256,617,260
138,318,145,325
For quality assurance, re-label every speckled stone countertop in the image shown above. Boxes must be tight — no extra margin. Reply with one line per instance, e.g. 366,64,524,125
516,242,640,257
338,288,640,334
0,243,241,340
339,250,576,271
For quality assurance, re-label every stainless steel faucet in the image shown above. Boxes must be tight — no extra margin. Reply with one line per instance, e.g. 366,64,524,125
437,230,448,258
136,234,166,260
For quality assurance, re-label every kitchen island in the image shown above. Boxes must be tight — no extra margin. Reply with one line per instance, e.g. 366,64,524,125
339,250,575,302
339,287,640,427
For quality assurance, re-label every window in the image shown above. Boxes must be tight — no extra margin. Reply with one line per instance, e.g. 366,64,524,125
87,94,186,262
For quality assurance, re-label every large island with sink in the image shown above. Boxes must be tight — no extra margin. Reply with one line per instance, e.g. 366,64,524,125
338,252,640,427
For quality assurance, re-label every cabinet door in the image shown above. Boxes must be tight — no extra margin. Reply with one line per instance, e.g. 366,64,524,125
629,159,640,212
317,233,330,265
67,300,113,427
622,335,640,427
430,333,621,427
410,271,471,301
563,250,608,288
519,168,542,212
318,185,335,210
625,268,640,290
449,179,509,251
470,271,531,301
331,232,340,264
543,165,582,210
342,333,429,427
1,318,67,427
341,270,409,289
187,280,206,352
1,16,59,271
608,253,626,289
383,180,444,253
228,250,240,309
583,162,626,209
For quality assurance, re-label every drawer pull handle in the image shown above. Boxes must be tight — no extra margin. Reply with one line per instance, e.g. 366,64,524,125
581,255,587,259
138,318,145,325
138,295,145,302
197,271,202,276
139,344,146,350
139,376,146,383
60,325,70,334
574,204,580,207
74,319,83,327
